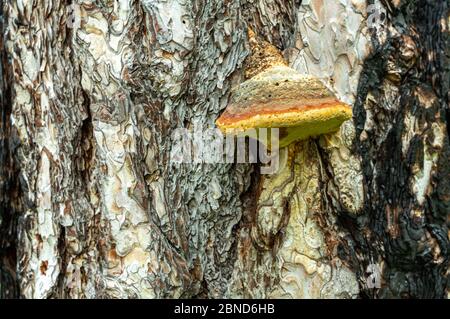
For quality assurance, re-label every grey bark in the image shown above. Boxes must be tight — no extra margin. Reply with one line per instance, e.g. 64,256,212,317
0,0,448,299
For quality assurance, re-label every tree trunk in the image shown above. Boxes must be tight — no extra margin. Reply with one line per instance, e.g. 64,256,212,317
0,0,448,299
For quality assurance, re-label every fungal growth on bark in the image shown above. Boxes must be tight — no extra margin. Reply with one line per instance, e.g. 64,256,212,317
216,65,352,148
221,30,359,298
216,29,352,149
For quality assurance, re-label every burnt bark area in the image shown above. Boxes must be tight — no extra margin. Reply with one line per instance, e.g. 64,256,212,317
348,0,449,298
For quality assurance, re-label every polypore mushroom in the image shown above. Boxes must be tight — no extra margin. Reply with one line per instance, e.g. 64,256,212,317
216,30,352,148
216,65,352,148
216,30,359,298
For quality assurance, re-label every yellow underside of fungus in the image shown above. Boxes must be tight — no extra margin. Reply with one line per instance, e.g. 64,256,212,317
216,65,352,148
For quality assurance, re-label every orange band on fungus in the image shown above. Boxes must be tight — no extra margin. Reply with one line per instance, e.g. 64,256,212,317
216,65,352,147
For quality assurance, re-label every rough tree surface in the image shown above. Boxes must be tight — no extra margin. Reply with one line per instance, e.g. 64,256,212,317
0,0,448,299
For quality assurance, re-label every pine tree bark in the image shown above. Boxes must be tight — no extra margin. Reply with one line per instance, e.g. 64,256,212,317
0,0,448,299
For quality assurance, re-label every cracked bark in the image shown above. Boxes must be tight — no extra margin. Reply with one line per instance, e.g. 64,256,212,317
0,0,448,298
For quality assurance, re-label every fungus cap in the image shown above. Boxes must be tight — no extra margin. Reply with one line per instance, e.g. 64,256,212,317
216,65,352,148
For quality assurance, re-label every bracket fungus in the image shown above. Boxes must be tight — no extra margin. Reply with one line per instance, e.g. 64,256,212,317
216,30,352,148
216,65,352,148
217,30,359,298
